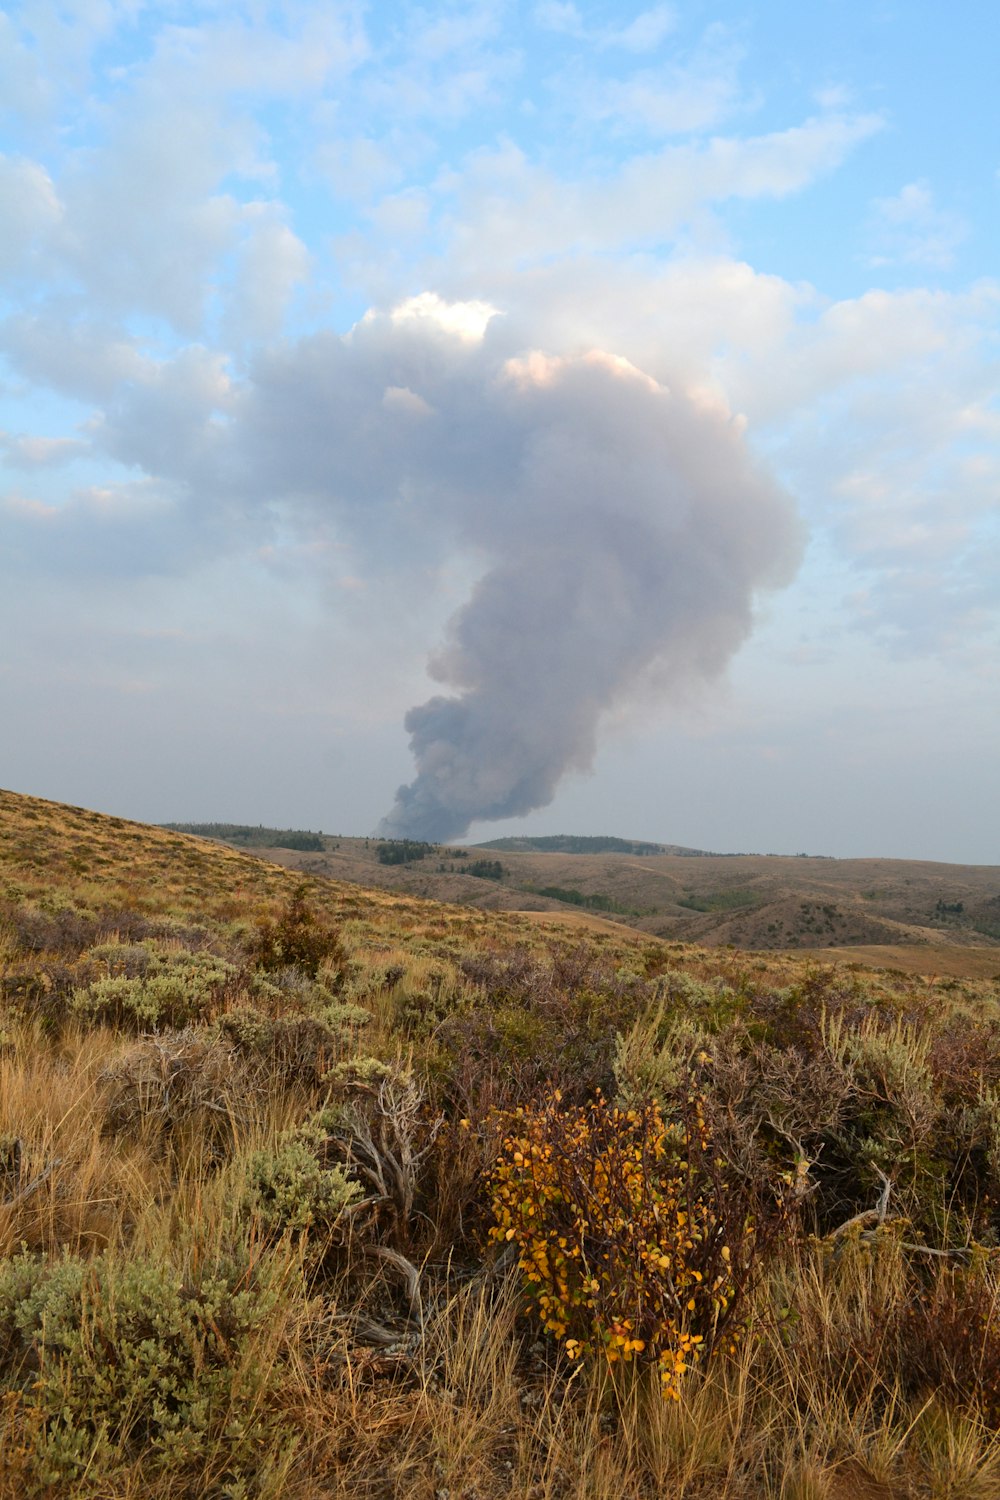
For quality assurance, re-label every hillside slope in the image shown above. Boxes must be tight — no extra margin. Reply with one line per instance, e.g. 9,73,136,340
3,786,1000,1496
196,823,1000,974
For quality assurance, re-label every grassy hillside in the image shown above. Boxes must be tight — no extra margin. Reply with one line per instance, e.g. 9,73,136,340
215,827,1000,973
161,822,327,852
4,786,1000,1496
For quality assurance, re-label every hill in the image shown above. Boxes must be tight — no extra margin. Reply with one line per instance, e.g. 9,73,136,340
473,833,707,856
160,820,326,851
3,785,1000,1496
198,825,1000,978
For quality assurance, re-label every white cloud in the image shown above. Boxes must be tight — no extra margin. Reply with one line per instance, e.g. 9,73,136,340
0,432,89,468
531,2,676,51
1,475,212,579
0,11,49,122
408,5,505,63
579,26,744,136
138,5,369,100
868,180,968,269
361,3,518,125
388,292,500,343
602,5,677,53
223,215,311,344
0,5,370,337
368,189,433,239
54,102,247,332
382,385,434,417
532,2,584,37
431,111,883,277
0,314,152,403
96,345,236,485
315,135,402,201
718,282,1000,654
0,155,61,279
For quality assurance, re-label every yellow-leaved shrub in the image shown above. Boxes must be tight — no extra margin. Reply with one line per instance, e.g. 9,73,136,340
490,1089,778,1398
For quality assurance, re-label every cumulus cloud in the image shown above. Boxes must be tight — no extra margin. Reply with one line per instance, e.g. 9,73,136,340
0,313,152,403
533,2,584,37
604,6,678,53
54,102,248,333
362,2,516,124
419,110,884,280
0,478,210,579
532,2,677,52
588,56,742,138
222,215,311,344
0,154,61,279
0,3,367,335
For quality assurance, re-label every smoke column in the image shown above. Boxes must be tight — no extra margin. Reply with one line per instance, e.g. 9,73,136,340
96,296,800,840
377,343,800,841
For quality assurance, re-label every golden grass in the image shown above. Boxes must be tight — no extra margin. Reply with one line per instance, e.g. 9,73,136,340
797,944,1000,981
4,787,1000,1496
267,1245,1000,1498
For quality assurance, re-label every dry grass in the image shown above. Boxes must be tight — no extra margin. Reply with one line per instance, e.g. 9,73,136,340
0,1022,155,1257
270,1248,1000,1499
799,945,1000,981
3,787,1000,1495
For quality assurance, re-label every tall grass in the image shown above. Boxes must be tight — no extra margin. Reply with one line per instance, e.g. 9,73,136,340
4,790,1000,1494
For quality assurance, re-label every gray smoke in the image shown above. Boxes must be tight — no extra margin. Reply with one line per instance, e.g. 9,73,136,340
89,299,800,840
376,342,800,841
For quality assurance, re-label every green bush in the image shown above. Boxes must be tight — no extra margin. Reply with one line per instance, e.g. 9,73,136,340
246,1070,441,1260
72,946,247,1030
247,888,345,980
0,1249,288,1487
391,965,466,1037
244,1126,361,1249
244,1122,365,1272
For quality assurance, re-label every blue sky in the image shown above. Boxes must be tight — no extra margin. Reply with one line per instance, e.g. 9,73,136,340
1,1,997,860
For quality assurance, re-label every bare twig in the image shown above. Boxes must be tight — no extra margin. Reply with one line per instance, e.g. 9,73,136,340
1,1156,62,1208
899,1242,973,1259
368,1245,425,1325
827,1167,892,1241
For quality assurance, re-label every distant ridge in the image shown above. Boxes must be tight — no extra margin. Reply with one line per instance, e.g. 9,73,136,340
160,822,324,852
472,834,713,856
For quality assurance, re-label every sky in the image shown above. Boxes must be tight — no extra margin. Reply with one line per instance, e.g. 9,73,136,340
1,0,998,862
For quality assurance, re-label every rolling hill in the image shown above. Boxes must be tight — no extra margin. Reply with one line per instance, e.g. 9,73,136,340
177,821,1000,978
3,784,1000,1495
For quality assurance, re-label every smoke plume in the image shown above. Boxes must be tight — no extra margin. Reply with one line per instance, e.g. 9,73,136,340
375,337,800,841
90,295,799,841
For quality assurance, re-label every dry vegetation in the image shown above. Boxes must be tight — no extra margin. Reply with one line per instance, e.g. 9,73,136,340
3,786,1000,1496
241,832,1000,974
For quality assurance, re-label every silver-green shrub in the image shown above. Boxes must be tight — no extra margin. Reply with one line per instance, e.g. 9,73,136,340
72,945,245,1029
0,1249,286,1488
245,1129,361,1237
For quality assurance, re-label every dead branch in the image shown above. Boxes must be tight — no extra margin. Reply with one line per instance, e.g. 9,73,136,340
1,1156,62,1208
367,1245,424,1324
827,1167,892,1241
